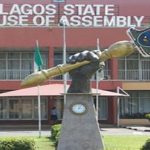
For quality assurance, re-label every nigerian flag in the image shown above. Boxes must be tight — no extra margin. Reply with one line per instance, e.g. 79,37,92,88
34,41,43,72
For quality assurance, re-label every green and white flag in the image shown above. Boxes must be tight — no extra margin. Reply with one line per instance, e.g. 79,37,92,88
34,40,43,72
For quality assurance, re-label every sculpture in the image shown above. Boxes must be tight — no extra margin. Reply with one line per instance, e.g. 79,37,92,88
21,27,150,89
20,27,150,150
21,40,136,88
67,50,105,93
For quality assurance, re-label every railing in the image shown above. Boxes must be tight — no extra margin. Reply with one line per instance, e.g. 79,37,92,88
142,70,150,80
118,69,150,80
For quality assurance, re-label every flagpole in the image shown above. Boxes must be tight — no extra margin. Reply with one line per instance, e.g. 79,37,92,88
38,85,41,137
96,38,100,121
117,86,120,128
62,20,67,104
36,40,42,138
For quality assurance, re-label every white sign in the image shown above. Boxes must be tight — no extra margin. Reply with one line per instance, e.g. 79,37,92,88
0,4,145,27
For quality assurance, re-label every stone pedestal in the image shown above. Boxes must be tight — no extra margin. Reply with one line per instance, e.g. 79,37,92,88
57,94,104,150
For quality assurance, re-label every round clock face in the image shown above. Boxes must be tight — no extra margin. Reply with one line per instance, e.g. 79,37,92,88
71,103,87,115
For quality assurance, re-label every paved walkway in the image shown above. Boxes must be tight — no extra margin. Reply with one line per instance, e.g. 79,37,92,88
0,130,51,137
101,127,150,135
0,127,150,137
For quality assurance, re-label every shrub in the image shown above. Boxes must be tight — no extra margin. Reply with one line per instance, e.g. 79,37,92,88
51,124,61,147
51,124,61,140
141,139,150,150
145,113,150,121
0,137,35,150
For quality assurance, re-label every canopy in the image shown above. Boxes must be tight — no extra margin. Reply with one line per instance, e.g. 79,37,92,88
0,84,127,97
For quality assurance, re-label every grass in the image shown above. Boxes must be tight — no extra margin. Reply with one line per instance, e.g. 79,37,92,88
34,135,149,150
1,135,149,150
103,135,150,150
34,137,55,150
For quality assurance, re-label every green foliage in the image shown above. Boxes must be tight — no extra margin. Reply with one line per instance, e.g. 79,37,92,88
104,135,149,150
141,139,150,150
0,137,35,150
51,124,61,147
145,113,150,120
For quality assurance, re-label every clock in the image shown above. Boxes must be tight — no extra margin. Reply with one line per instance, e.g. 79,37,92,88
71,103,87,115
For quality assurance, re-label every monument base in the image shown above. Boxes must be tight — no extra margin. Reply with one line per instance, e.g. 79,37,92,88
57,94,104,150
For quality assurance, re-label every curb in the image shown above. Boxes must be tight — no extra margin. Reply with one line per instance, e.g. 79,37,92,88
125,126,150,132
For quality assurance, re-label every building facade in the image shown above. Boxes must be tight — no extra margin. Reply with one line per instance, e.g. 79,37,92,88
0,0,150,126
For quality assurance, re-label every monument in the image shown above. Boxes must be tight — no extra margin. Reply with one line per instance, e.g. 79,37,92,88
57,50,105,150
21,27,150,150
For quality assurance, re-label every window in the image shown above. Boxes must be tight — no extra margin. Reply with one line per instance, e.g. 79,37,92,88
103,61,111,80
8,53,20,79
22,99,33,119
34,97,48,120
21,52,33,79
9,99,20,119
0,99,7,119
0,50,48,80
141,60,150,80
120,91,150,118
94,96,108,120
118,53,150,80
54,52,63,66
98,97,108,120
0,97,48,120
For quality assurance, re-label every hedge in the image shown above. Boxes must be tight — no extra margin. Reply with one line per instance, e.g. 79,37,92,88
145,113,150,121
0,137,35,150
141,139,150,150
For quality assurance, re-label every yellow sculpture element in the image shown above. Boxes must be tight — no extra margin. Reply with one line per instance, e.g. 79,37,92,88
21,40,136,88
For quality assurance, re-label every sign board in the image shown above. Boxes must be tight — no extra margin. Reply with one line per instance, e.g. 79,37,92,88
0,3,146,27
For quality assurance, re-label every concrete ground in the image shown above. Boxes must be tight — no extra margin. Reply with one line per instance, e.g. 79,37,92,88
101,127,150,136
0,126,149,137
